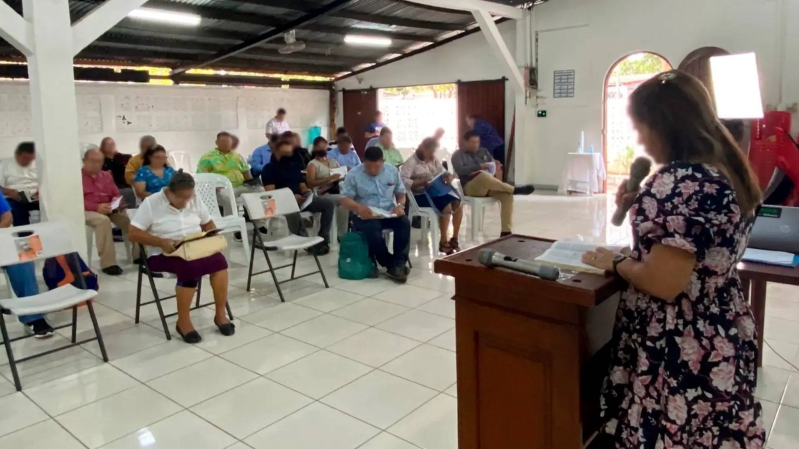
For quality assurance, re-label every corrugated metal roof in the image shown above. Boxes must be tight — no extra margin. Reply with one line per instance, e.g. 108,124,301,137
0,0,520,85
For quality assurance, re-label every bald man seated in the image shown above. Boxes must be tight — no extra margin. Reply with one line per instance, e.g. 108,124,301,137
82,148,139,275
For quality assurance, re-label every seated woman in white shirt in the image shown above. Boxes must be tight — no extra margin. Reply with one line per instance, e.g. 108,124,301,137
306,137,348,240
128,170,234,344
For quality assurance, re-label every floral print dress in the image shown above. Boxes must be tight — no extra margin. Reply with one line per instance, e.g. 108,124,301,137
601,162,765,449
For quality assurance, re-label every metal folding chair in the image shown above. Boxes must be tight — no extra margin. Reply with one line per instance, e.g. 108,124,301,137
241,189,330,302
0,221,108,391
126,211,233,340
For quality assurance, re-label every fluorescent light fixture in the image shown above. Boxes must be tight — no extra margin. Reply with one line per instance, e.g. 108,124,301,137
344,35,392,47
710,52,764,119
128,8,202,26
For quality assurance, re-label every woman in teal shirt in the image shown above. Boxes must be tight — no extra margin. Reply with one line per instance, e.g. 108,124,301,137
134,145,175,198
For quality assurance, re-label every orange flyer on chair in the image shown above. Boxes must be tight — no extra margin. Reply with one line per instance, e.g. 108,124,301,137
262,198,277,217
15,235,43,261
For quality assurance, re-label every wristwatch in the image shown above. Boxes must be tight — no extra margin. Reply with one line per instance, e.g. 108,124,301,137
612,254,627,276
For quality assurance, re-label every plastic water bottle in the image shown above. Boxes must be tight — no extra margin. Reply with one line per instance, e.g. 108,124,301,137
588,145,594,154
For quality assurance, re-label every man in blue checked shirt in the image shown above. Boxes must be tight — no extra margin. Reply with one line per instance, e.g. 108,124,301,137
340,147,410,283
328,135,361,170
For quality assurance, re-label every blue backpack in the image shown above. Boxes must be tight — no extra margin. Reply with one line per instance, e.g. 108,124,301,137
338,232,374,280
43,253,99,291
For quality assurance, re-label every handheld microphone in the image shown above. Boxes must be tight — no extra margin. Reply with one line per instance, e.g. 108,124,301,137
611,157,652,227
477,249,560,281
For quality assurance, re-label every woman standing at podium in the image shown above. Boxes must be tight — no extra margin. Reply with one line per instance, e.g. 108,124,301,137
582,71,765,449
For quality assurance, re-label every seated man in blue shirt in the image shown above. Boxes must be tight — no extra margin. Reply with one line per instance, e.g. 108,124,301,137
340,146,410,283
261,139,335,255
250,134,278,178
328,135,361,170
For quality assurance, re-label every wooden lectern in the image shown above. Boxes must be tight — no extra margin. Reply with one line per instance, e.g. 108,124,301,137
434,235,624,449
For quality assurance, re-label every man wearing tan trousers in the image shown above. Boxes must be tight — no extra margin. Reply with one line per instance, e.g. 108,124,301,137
82,148,139,275
452,131,534,237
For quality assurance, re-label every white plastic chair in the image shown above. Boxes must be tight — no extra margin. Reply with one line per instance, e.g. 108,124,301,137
241,189,329,302
455,179,500,241
406,192,440,253
168,151,194,172
193,173,250,263
86,225,132,267
0,221,108,391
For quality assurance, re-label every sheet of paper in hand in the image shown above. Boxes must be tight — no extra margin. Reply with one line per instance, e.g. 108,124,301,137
369,207,397,219
300,191,314,211
330,167,348,178
482,161,497,176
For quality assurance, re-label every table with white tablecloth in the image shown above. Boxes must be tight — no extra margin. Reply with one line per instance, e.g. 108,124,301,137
558,152,606,195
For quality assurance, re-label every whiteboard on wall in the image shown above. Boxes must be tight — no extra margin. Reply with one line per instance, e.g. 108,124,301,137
115,95,239,133
0,94,103,137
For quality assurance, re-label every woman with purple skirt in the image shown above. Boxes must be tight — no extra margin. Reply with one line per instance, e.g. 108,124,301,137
129,170,234,344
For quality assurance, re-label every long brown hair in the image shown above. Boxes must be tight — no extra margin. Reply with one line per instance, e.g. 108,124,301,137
628,69,761,217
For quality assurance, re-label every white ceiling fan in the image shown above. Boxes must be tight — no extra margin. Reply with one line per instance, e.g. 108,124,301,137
278,30,306,54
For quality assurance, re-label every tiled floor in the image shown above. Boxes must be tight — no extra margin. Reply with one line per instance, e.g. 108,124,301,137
0,193,797,448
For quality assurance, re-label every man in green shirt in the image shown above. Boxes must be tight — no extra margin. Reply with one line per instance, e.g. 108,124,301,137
198,131,252,188
197,132,263,228
375,127,405,167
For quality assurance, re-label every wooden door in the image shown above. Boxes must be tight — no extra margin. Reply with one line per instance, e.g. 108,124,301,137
343,88,378,158
457,80,506,143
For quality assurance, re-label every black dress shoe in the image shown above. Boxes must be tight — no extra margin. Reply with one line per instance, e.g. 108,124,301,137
102,265,123,276
513,185,535,195
500,231,512,238
386,266,408,284
214,318,236,336
176,325,202,344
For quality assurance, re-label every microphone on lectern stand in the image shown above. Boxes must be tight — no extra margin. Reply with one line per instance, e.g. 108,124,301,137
611,157,652,226
478,249,560,281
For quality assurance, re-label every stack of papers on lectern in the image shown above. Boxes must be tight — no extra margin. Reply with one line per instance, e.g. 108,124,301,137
742,248,799,268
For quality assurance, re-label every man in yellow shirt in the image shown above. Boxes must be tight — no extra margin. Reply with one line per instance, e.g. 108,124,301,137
124,135,157,185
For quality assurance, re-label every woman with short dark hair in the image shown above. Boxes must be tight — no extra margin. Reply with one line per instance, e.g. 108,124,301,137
133,145,174,199
128,170,233,344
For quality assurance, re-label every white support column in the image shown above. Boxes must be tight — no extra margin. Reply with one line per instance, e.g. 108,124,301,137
472,9,525,95
403,0,523,19
24,0,87,253
72,0,149,55
0,2,32,55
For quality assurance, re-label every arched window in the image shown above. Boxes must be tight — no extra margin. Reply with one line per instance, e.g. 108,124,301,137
603,52,672,193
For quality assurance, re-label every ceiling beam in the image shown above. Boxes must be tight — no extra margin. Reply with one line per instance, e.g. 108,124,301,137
90,35,374,67
71,0,149,55
0,1,32,55
76,47,343,76
169,74,331,89
402,0,524,19
395,0,473,15
169,0,362,76
232,0,465,31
